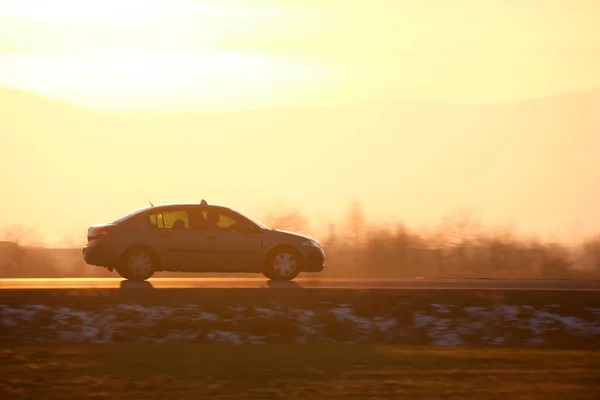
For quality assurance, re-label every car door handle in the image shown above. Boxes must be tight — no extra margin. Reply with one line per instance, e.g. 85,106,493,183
157,233,170,238
207,236,218,240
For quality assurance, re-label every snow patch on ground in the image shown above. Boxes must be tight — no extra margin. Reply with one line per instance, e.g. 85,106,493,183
432,304,452,314
413,312,436,328
206,330,243,344
254,307,284,318
585,307,600,317
330,305,398,340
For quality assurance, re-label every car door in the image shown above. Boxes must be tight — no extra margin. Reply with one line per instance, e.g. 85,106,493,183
195,207,264,271
145,207,208,271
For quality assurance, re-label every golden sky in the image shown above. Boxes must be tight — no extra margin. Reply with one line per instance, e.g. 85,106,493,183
1,0,600,246
1,0,599,110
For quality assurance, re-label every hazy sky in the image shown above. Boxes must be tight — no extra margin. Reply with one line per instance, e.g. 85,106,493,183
1,1,600,246
1,0,599,110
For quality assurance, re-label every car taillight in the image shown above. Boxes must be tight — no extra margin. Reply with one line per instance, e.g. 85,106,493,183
87,226,113,241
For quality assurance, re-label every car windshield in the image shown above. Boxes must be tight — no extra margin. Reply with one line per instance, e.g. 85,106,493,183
229,208,270,230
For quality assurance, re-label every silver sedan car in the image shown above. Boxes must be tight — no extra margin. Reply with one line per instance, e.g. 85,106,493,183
82,200,325,281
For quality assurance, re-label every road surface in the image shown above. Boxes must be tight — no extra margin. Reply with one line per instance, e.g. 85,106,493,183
0,277,599,290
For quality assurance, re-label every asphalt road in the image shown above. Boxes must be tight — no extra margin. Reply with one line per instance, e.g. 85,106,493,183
1,277,599,290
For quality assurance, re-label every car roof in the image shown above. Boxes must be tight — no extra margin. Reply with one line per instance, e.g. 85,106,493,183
112,202,232,223
112,202,270,229
144,202,232,211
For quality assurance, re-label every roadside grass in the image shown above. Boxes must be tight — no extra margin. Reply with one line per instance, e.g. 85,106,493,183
1,345,599,399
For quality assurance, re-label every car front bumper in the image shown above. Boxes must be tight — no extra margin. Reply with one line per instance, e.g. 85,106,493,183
300,246,325,272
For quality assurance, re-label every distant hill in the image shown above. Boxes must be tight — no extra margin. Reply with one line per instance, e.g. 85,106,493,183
1,86,599,242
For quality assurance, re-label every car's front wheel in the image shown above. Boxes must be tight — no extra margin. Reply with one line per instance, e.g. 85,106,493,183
263,248,300,281
118,249,155,281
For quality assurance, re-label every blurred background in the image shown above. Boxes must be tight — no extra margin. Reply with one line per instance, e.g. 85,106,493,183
1,0,600,278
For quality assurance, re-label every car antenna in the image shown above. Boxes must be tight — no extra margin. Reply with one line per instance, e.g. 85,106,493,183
138,186,154,207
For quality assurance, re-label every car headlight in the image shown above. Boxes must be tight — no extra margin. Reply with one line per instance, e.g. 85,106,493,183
301,238,321,248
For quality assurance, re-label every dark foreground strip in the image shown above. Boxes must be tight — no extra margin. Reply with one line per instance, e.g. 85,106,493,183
1,289,599,348
2,345,600,400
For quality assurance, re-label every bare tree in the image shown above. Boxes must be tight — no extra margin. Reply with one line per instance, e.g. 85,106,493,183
346,200,365,248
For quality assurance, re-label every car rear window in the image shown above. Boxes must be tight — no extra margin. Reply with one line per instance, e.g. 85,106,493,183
112,208,148,225
149,210,190,229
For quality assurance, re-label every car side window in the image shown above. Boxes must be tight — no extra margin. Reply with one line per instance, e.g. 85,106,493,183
148,210,190,229
193,208,239,231
149,213,164,228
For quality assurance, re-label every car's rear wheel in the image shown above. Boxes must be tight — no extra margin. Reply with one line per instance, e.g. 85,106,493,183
263,248,300,281
118,249,155,281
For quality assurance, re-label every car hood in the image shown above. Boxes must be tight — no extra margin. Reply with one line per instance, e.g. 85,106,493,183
266,229,318,243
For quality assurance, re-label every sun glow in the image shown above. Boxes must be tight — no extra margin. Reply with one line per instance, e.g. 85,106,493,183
2,1,598,110
0,0,341,110
0,50,344,111
0,0,291,23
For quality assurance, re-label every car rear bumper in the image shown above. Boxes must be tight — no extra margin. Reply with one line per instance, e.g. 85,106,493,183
301,246,325,272
83,244,120,268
